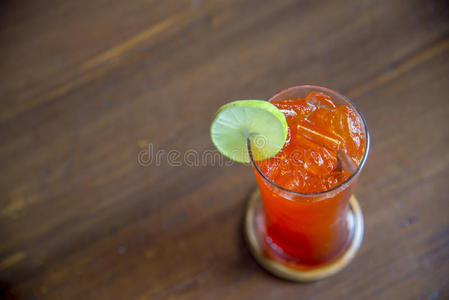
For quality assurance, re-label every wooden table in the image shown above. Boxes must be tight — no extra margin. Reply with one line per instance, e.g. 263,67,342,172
1,0,448,299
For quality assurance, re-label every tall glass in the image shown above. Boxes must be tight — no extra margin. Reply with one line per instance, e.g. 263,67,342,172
250,85,370,268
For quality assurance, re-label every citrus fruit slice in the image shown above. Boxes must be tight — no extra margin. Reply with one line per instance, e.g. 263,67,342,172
210,100,288,163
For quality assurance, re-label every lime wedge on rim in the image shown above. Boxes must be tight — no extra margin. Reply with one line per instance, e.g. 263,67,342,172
210,100,288,163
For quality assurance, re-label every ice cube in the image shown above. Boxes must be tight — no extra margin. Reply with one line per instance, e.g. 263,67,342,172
297,121,341,152
295,134,337,176
305,92,337,110
331,105,364,165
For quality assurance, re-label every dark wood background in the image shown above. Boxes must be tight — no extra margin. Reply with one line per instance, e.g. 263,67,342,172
1,0,448,299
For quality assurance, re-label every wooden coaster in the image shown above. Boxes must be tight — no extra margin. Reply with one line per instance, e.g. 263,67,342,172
244,189,364,282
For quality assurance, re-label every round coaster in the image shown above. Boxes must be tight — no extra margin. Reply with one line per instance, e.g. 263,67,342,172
244,189,364,282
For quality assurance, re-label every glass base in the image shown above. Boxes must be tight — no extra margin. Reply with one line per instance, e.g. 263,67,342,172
244,189,364,282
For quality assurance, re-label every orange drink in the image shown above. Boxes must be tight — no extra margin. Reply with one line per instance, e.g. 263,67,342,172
251,85,369,268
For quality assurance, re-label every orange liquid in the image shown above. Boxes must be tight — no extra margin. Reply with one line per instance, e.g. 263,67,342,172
254,92,365,267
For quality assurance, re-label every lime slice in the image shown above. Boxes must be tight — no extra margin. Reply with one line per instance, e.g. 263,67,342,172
210,100,288,163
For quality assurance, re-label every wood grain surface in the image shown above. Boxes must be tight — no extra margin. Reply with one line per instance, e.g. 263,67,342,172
1,0,449,299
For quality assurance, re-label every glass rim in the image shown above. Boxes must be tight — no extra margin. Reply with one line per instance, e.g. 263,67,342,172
248,85,370,197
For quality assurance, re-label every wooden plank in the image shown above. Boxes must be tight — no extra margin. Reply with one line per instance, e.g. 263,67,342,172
0,0,448,298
